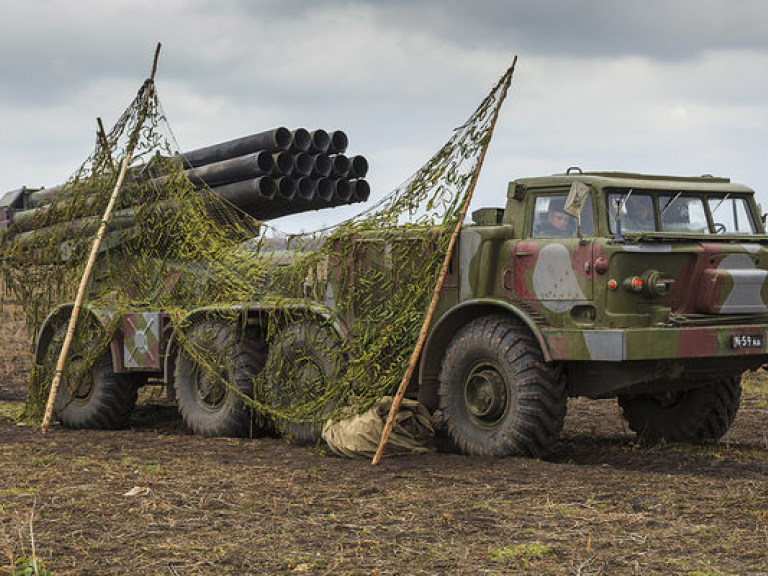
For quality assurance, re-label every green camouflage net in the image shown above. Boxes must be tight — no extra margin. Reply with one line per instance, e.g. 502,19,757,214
0,64,515,436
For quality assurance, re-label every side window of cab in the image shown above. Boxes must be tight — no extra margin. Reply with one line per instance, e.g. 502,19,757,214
532,193,594,238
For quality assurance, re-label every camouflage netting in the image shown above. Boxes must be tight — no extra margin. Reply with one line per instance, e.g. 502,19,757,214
0,62,515,434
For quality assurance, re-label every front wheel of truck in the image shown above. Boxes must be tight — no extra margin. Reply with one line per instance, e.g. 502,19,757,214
438,315,567,457
618,376,742,443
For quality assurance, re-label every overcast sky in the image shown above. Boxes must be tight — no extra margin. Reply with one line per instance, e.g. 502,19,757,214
2,0,768,231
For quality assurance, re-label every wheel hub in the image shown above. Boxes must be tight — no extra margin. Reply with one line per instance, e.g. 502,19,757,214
195,369,227,410
63,357,94,402
273,358,324,409
651,391,685,408
298,361,323,394
464,365,507,425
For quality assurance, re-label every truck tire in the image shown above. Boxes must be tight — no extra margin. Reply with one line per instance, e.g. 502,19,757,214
38,323,138,429
174,318,266,437
618,376,742,442
264,319,344,444
438,315,566,457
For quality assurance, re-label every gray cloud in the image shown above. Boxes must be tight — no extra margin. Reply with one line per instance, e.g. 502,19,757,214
243,0,768,58
2,0,768,225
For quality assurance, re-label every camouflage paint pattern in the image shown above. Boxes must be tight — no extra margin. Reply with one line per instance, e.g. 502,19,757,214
123,312,166,371
434,172,768,373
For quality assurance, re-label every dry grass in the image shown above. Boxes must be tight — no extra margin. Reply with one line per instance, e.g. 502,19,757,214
1,414,767,575
0,301,33,403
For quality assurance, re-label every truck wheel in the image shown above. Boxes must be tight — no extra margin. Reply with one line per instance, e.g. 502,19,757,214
618,376,742,442
38,323,138,429
264,319,345,444
438,315,566,457
174,318,266,437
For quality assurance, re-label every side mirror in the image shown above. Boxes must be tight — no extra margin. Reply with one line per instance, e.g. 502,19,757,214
564,181,589,217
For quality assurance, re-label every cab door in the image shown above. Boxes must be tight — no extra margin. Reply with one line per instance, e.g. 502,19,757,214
505,191,596,314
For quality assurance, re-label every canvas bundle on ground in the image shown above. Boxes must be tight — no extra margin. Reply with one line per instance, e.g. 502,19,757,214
322,396,435,458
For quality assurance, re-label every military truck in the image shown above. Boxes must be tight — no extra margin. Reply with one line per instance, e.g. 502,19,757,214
310,169,767,457
417,170,768,456
7,168,768,458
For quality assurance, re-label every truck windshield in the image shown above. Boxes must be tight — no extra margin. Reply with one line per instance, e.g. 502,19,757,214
615,193,655,233
658,194,708,233
708,196,756,234
607,191,758,235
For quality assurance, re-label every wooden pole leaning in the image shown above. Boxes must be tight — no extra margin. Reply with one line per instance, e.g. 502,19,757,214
371,56,517,464
41,43,162,433
96,117,116,171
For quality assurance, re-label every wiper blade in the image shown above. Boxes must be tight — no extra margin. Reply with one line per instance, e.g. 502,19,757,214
709,193,730,215
660,191,682,216
617,188,633,211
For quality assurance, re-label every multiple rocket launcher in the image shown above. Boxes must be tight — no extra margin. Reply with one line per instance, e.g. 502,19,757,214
154,126,370,219
0,127,370,248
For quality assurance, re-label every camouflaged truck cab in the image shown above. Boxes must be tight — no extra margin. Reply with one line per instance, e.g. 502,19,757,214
420,170,768,457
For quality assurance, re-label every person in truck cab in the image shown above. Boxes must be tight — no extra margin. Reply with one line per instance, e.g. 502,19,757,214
537,196,572,237
623,195,655,232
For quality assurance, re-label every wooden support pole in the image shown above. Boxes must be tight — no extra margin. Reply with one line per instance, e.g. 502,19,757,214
41,43,162,433
372,56,517,464
96,117,116,171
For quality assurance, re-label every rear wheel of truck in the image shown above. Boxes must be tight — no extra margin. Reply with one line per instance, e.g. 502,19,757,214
263,319,345,444
174,318,266,437
438,315,567,457
618,376,742,443
37,321,138,429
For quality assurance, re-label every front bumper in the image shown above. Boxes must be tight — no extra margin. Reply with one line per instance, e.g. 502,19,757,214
543,324,768,362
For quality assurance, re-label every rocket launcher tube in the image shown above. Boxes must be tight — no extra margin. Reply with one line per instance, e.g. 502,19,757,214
292,153,314,177
184,150,274,187
350,179,371,202
296,177,318,201
348,155,369,179
330,154,351,177
180,127,292,169
290,128,311,153
310,154,332,178
316,178,335,202
27,186,62,209
309,129,330,153
333,179,352,202
328,130,348,154
271,151,295,176
275,177,297,201
208,176,278,206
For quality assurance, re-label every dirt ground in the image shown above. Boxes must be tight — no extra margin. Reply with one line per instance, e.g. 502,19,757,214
1,308,767,575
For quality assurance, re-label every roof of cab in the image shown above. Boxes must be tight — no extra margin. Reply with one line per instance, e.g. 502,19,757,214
510,171,754,195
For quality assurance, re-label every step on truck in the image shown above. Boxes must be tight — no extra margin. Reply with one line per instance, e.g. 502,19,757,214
7,169,768,457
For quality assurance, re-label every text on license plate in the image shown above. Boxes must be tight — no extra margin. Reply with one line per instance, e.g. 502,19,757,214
731,334,764,349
